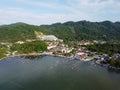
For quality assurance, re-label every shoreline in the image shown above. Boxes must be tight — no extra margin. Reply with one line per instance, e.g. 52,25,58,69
0,57,7,61
0,53,71,61
1,53,120,72
0,52,94,62
0,53,41,61
95,59,120,71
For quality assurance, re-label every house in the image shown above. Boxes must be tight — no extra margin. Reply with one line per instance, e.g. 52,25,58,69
93,40,107,44
26,39,35,42
76,52,88,59
12,51,18,56
93,55,101,60
112,53,120,60
47,45,57,50
79,41,93,46
15,41,24,44
0,42,13,47
57,39,63,42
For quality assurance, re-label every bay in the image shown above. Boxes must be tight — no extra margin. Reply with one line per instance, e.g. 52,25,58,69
0,55,120,90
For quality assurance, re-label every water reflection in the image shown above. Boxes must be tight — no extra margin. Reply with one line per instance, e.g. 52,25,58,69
0,56,120,90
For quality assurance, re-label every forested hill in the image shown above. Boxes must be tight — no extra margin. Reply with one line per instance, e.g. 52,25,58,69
0,23,47,42
41,21,120,41
0,21,120,42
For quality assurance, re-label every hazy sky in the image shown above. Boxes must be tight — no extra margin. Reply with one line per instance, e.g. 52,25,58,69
0,0,120,25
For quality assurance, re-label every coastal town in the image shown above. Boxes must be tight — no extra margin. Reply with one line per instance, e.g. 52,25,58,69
0,32,105,60
1,0,120,89
0,32,120,71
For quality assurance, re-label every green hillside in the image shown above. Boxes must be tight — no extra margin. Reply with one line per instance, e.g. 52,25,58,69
0,21,120,42
0,23,46,42
41,21,120,42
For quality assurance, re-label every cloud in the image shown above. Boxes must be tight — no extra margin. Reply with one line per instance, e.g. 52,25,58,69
67,0,120,12
66,0,120,21
0,7,92,25
0,0,120,25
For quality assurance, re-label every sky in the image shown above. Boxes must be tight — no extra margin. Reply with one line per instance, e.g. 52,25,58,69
0,0,120,25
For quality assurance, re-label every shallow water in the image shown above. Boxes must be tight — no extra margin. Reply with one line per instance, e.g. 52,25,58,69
0,55,120,90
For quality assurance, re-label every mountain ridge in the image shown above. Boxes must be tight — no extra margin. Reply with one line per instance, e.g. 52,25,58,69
0,20,120,42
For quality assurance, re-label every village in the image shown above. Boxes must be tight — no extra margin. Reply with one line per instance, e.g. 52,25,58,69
0,32,104,60
0,32,120,71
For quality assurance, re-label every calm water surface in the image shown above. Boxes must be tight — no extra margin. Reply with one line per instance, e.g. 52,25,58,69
0,55,120,90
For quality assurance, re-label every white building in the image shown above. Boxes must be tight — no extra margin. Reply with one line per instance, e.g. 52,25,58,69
15,41,24,44
26,39,35,42
47,45,57,50
0,42,13,47
40,35,58,41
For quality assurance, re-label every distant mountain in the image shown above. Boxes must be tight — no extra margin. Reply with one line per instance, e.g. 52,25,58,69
0,20,120,42
0,23,45,42
0,22,27,27
41,20,120,41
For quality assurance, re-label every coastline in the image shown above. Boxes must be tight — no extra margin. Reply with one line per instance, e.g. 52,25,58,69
0,52,94,62
1,53,120,72
0,55,18,61
0,53,71,61
0,53,41,61
95,59,120,72
0,57,7,61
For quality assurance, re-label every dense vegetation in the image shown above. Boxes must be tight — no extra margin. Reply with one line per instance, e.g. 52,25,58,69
109,58,120,68
0,23,46,42
0,45,8,59
10,41,47,54
85,43,120,55
0,21,120,42
41,21,120,42
86,43,120,67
